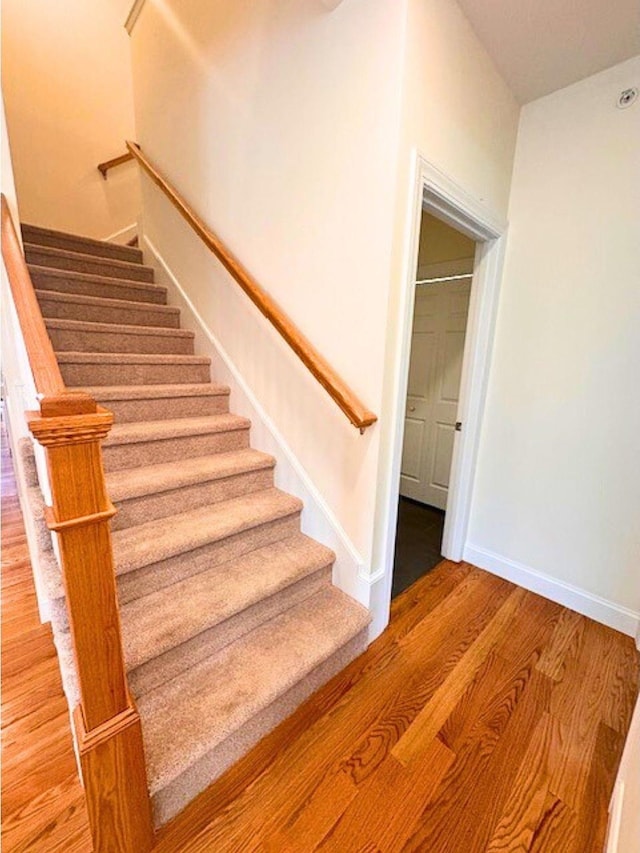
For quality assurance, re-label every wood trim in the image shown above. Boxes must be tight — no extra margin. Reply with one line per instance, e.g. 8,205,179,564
97,150,135,179
26,408,128,729
126,141,377,431
124,0,147,34
38,392,99,418
74,705,154,852
27,407,154,851
1,195,96,417
44,503,118,532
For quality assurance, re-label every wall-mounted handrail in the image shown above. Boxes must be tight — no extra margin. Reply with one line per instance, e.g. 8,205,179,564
97,150,135,179
125,141,378,432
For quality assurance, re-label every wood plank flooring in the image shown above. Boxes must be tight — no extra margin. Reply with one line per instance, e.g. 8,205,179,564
156,568,639,852
2,419,638,852
1,427,92,853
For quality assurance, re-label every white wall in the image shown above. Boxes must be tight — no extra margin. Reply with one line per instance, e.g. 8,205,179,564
1,98,35,439
130,0,522,634
371,0,520,624
1,0,140,239
131,0,406,573
466,57,640,630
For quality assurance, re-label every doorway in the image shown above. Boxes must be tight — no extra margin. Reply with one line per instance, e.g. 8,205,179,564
392,212,476,597
372,153,506,636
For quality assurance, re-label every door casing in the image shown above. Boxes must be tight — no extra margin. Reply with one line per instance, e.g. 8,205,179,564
372,151,507,626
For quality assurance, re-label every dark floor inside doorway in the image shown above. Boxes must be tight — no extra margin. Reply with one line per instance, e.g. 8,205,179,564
392,497,445,598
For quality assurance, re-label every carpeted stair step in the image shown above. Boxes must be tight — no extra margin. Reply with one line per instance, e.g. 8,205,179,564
21,222,143,264
36,289,180,328
102,413,251,471
57,351,210,387
108,449,275,530
24,243,154,281
25,221,373,833
114,488,303,604
29,264,167,304
77,383,230,423
45,319,195,355
123,534,335,693
136,586,370,827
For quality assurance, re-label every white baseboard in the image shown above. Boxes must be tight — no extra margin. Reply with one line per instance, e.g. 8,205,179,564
103,223,137,244
464,544,639,638
142,236,373,611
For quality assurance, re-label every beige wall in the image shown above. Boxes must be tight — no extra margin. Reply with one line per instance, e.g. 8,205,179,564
1,0,140,239
417,212,476,269
131,0,406,578
372,0,520,623
129,0,521,634
467,57,640,623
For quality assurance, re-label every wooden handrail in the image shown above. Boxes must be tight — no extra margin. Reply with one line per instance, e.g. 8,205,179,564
1,194,65,398
97,150,135,179
125,141,378,431
1,195,96,417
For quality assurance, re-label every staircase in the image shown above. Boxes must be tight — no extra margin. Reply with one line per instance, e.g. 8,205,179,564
22,222,371,828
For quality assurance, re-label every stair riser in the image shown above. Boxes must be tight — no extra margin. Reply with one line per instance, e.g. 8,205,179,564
129,566,331,694
37,295,180,328
60,361,210,387
22,226,143,263
47,327,195,355
30,268,166,304
24,245,154,281
112,468,274,531
150,628,369,828
95,394,229,423
118,514,300,605
103,428,250,471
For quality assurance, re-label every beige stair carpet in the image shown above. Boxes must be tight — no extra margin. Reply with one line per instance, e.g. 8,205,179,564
24,221,371,828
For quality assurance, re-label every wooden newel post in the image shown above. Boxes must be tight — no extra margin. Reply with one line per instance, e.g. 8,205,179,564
27,404,154,853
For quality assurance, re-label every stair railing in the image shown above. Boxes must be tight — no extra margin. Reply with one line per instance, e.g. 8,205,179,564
125,141,378,432
97,149,135,180
1,194,154,853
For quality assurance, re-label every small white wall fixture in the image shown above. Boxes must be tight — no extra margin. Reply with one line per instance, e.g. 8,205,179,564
376,150,507,607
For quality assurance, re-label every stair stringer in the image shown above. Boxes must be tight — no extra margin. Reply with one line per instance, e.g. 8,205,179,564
142,235,375,624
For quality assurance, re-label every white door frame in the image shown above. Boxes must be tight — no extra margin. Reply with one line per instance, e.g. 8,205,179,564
377,151,507,606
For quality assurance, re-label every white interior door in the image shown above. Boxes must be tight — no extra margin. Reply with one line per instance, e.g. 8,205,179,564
400,280,471,509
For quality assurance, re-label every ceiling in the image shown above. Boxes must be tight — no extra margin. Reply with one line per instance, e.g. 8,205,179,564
456,0,640,103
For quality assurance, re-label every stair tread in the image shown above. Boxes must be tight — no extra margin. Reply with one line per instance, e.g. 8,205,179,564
21,223,143,263
35,288,179,314
29,263,166,295
24,242,153,275
137,586,370,794
121,533,335,670
105,413,250,446
56,351,209,365
112,487,303,575
79,383,230,400
44,318,193,338
107,448,275,502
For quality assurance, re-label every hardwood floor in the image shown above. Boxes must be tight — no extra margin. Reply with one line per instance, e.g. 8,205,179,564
1,427,91,853
2,419,638,852
156,569,639,852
